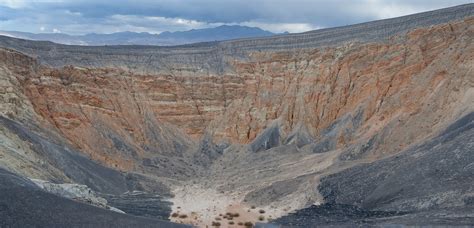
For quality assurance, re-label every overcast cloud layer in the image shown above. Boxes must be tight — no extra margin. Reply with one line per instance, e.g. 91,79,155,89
0,0,472,34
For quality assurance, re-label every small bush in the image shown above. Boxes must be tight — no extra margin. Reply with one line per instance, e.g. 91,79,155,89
229,221,235,225
212,221,221,227
244,221,253,227
250,205,256,209
171,212,179,218
233,213,240,217
215,217,222,221
259,209,265,214
178,214,188,219
237,222,244,226
258,215,265,221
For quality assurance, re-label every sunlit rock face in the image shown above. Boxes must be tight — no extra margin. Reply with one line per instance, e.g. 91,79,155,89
0,4,473,227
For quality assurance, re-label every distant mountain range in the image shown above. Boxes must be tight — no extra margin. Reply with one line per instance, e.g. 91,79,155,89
0,25,276,46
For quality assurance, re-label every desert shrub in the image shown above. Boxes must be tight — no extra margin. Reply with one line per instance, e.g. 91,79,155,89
237,222,244,226
212,221,221,226
259,209,265,214
229,221,235,225
250,205,256,209
215,217,222,221
178,214,188,219
258,215,265,221
233,213,240,217
171,212,179,218
244,221,253,227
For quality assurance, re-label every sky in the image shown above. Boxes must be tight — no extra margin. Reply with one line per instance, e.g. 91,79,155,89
0,0,472,34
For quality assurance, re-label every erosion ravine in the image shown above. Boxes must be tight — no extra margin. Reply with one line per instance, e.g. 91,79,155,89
0,4,473,227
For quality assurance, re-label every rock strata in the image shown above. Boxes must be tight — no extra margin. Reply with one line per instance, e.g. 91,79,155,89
0,4,472,227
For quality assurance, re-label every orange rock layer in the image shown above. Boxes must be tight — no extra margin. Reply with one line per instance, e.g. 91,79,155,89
3,17,473,170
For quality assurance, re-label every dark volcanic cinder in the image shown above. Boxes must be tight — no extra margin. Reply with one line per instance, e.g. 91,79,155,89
0,3,473,228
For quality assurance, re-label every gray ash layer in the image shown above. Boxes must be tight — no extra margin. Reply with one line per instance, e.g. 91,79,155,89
102,192,173,221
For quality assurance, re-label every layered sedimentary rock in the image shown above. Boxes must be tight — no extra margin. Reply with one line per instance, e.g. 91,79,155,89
0,4,473,227
3,15,472,172
0,4,472,75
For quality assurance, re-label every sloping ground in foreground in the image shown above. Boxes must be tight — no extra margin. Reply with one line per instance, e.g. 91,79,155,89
0,167,189,228
272,112,474,226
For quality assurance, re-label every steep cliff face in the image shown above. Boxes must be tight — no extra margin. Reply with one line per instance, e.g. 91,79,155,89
24,68,196,171
209,17,474,159
9,17,473,172
0,5,473,227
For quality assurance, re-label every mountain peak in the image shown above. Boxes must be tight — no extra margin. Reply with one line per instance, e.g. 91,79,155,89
0,25,275,46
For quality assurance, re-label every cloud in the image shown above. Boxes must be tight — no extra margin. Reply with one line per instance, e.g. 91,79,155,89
0,0,472,34
241,22,318,33
107,14,212,34
0,0,29,9
0,0,63,9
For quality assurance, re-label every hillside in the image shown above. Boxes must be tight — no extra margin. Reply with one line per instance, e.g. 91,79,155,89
0,4,473,227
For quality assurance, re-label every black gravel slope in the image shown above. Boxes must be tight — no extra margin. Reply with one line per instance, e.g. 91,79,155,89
319,112,474,212
0,168,189,228
0,116,129,195
271,112,474,226
0,116,180,222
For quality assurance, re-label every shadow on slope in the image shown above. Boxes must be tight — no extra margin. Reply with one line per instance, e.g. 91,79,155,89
0,116,129,194
0,116,176,220
270,112,474,226
0,168,188,228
